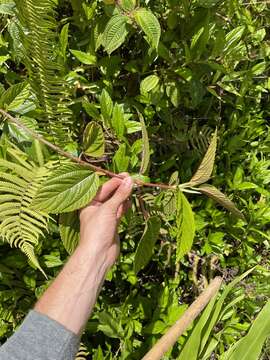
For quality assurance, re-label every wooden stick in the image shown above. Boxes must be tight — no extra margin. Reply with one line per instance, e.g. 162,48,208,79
0,109,176,190
142,277,223,360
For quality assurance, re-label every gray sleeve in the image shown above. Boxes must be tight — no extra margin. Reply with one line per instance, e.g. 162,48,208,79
0,310,80,360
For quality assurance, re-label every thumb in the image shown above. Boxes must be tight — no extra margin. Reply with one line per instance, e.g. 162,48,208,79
106,177,133,212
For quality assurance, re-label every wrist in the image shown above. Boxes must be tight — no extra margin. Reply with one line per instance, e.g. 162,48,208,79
75,242,112,273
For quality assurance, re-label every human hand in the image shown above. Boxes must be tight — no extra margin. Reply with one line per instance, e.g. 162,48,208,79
79,174,133,268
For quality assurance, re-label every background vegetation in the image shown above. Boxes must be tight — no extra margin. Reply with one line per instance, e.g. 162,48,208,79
0,0,269,358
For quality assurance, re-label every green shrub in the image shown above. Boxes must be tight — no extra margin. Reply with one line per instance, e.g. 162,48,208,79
0,0,269,358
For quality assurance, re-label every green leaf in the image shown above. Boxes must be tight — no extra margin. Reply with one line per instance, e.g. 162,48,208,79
83,122,105,157
100,89,113,126
131,174,150,183
0,55,9,66
186,129,217,186
119,0,136,11
140,74,159,94
137,112,150,175
59,211,80,254
92,346,104,360
179,267,256,360
43,254,63,268
70,49,97,65
223,26,245,55
98,311,124,339
176,191,195,260
198,185,245,220
0,82,29,111
102,14,129,55
134,8,161,49
222,301,270,360
251,62,266,76
82,101,100,119
191,27,205,50
83,0,97,20
134,216,161,274
125,120,142,134
112,103,125,139
33,164,99,213
59,23,69,59
7,116,37,142
113,144,129,172
166,81,181,107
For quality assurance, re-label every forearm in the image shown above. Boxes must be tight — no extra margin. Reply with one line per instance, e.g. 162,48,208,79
35,243,110,335
0,176,132,360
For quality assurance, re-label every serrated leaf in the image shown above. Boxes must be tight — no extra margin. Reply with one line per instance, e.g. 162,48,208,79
134,216,161,274
59,211,80,254
102,14,129,55
176,191,195,260
198,185,245,220
7,116,37,142
163,191,177,217
140,74,159,94
0,82,30,111
134,8,161,49
70,50,97,65
83,122,105,157
137,112,150,175
33,164,99,213
187,129,217,186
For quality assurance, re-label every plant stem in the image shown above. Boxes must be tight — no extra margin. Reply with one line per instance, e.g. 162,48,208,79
141,277,223,360
0,109,176,190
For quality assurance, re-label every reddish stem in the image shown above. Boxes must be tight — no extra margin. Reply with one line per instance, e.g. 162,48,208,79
0,109,176,191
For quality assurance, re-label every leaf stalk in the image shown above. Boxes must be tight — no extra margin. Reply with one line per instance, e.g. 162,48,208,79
0,109,176,190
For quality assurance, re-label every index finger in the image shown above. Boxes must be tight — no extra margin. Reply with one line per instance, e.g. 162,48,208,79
93,173,129,203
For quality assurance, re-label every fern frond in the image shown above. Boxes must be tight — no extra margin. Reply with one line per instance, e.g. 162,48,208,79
188,124,213,154
126,212,142,240
75,343,90,360
13,0,73,147
0,155,56,273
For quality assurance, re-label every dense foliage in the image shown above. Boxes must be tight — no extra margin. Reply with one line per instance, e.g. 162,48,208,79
0,0,269,358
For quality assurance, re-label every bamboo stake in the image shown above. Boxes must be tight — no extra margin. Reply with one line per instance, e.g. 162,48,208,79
142,277,223,360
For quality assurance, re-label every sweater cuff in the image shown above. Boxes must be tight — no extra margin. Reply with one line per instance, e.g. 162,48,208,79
1,310,80,360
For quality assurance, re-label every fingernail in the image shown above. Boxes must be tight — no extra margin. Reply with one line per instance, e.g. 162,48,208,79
123,177,133,188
